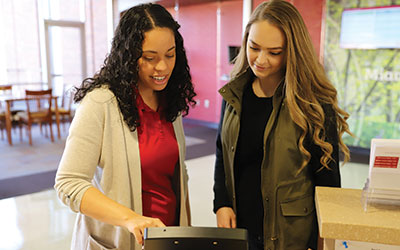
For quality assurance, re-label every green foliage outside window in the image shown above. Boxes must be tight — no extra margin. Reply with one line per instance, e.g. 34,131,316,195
324,0,400,148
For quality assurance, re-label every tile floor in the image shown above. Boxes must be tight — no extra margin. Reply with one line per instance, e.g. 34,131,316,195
0,156,369,250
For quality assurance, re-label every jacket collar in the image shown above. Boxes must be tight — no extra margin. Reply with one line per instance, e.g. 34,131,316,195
218,68,254,113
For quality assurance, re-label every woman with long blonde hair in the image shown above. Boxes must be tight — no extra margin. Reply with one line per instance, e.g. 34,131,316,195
213,1,352,249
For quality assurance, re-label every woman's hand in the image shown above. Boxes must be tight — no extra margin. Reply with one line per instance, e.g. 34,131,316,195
79,188,165,245
216,207,236,228
125,215,165,245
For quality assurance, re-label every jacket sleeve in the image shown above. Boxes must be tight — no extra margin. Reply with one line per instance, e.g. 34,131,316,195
213,99,233,213
307,104,341,249
54,93,105,213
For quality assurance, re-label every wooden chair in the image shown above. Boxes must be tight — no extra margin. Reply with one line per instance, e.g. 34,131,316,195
18,89,54,145
0,85,22,141
0,86,11,138
52,84,74,134
0,84,12,93
0,85,12,111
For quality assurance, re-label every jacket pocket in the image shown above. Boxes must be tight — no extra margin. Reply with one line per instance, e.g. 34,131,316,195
279,195,315,249
280,195,314,216
86,235,117,250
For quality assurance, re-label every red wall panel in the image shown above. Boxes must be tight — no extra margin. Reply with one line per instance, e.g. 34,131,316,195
217,1,243,116
173,1,243,124
178,2,218,123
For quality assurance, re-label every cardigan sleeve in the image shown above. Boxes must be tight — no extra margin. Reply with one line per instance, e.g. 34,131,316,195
213,99,233,213
54,91,107,213
307,104,341,249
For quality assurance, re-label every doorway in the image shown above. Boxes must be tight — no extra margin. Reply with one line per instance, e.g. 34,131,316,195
44,20,87,96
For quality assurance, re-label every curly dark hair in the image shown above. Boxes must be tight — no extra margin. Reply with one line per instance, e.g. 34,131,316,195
74,3,196,131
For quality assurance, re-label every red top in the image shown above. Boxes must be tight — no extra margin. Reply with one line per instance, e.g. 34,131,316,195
136,94,179,226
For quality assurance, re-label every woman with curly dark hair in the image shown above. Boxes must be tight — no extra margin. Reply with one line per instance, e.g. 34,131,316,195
54,3,196,250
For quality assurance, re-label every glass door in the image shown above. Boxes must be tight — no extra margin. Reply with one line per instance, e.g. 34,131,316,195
44,20,87,96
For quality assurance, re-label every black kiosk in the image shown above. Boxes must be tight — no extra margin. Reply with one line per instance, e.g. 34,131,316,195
144,227,248,250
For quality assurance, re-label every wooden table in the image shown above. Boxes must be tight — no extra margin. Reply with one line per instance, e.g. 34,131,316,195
315,187,400,249
0,94,61,145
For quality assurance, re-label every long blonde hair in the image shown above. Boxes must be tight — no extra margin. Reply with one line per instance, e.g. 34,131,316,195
232,0,352,171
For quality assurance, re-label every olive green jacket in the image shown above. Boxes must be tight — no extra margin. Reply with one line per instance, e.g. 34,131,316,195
214,69,340,250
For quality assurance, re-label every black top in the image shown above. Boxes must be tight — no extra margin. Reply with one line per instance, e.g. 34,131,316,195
234,82,273,240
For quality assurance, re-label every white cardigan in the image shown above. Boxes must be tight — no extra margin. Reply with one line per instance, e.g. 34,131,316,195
55,87,190,250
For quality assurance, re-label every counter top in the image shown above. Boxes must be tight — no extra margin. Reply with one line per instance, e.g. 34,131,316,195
315,187,400,245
